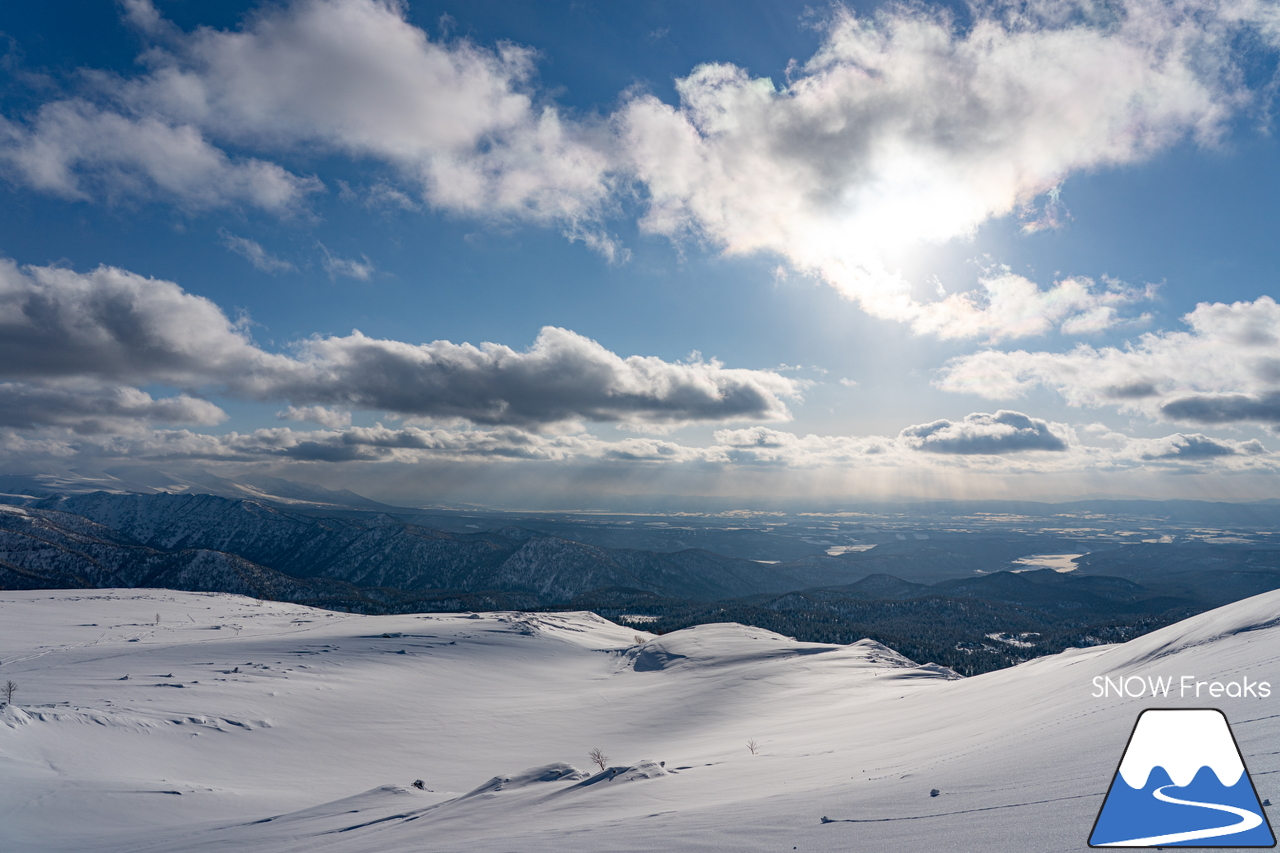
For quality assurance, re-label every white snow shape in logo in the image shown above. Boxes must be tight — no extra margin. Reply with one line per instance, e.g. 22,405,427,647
1118,709,1244,789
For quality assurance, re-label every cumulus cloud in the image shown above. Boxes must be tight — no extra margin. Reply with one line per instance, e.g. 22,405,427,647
706,420,1270,472
0,0,610,228
899,410,1069,454
908,272,1153,342
274,326,800,426
0,382,225,434
0,259,799,428
0,100,321,212
935,296,1280,426
616,0,1249,338
4,0,1273,338
123,0,607,227
712,426,894,465
0,258,275,385
277,405,352,429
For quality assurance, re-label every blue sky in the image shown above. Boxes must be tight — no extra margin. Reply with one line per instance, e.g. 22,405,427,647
2,0,1280,508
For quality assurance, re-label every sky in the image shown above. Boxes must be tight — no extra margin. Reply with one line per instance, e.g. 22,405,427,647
2,0,1280,509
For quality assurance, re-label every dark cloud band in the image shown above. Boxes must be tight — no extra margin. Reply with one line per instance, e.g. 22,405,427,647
1160,393,1280,425
0,260,798,429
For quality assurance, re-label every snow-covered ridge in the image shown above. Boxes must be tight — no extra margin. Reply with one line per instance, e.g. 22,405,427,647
624,623,961,680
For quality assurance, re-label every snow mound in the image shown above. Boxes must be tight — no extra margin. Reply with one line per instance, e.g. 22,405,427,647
890,661,964,681
495,611,650,649
461,763,592,798
566,760,668,790
460,761,667,800
0,704,32,726
626,626,960,679
248,784,442,830
4,704,268,733
628,623,840,671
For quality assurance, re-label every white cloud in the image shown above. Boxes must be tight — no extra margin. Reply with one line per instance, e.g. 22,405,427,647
277,405,352,429
119,0,172,37
219,231,295,273
117,0,612,226
935,296,1280,427
615,0,1248,338
318,244,375,281
907,272,1153,342
0,100,320,213
711,426,897,465
1,0,1276,339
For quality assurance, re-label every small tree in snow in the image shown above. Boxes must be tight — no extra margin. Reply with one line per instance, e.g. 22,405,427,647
588,747,608,771
747,739,759,754
3,680,16,705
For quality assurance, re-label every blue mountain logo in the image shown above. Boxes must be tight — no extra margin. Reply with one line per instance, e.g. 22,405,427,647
1090,708,1275,847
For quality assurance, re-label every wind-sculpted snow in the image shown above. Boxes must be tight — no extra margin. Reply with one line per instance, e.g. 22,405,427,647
625,623,946,676
1,589,1278,852
1098,589,1280,670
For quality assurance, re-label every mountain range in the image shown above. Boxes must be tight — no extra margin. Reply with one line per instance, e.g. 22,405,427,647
6,488,1280,675
0,492,877,607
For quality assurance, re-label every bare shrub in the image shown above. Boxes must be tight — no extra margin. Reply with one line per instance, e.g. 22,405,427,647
3,680,15,704
588,747,608,771
747,739,759,755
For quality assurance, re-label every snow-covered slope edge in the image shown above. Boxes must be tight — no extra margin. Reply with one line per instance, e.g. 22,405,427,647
0,589,1277,853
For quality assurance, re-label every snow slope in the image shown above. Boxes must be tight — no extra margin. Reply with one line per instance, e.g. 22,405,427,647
1,589,1277,852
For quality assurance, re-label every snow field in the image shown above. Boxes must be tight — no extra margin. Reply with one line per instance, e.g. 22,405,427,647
1,588,1278,852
